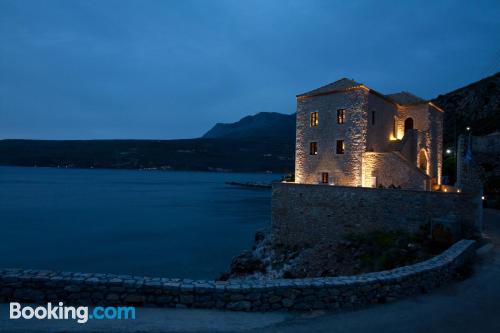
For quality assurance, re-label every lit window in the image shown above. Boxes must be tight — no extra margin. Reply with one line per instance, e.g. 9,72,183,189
372,110,376,125
336,140,344,154
310,142,318,155
321,172,329,184
337,109,345,124
310,112,318,127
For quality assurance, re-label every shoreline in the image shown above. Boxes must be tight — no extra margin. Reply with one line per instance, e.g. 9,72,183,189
0,164,285,175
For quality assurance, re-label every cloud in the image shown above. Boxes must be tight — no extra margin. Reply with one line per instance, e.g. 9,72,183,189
0,0,499,139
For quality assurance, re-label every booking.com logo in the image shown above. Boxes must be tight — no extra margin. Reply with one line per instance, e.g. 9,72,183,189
9,302,135,324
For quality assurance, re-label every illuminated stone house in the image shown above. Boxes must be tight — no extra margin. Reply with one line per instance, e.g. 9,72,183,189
295,78,443,191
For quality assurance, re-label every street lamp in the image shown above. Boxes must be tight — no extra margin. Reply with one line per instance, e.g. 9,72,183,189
446,149,452,154
466,126,471,131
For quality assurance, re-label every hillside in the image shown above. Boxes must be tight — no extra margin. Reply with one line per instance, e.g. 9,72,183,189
433,72,500,145
202,112,295,141
0,139,294,173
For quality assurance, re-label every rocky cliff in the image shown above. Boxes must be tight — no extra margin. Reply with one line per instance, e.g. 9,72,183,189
433,72,499,145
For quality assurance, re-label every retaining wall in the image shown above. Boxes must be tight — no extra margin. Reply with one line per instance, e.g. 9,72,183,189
272,182,481,247
0,240,475,312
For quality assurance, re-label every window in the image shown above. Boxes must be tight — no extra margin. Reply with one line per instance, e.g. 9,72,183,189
310,142,318,155
404,117,414,132
371,111,376,125
310,112,318,127
336,109,345,124
336,140,344,154
321,172,329,184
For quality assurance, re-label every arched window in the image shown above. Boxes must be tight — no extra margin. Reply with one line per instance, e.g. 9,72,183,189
404,117,414,132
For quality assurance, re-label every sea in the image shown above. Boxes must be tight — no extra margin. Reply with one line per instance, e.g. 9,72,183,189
0,166,280,279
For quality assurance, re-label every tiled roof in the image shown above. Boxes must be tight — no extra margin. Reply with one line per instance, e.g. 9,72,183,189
297,78,363,97
386,91,427,105
298,78,428,106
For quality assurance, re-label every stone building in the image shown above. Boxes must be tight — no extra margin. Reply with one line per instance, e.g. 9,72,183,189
295,78,443,191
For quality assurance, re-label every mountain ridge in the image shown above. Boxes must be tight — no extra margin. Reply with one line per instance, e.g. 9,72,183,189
202,112,295,141
433,72,499,144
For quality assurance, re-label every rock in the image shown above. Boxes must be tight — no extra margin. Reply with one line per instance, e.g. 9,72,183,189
106,293,120,301
91,292,104,300
64,285,81,292
3,276,19,283
124,294,145,303
180,294,194,304
156,296,173,304
229,251,266,275
217,272,230,281
85,277,100,284
255,231,266,244
227,301,252,311
268,295,281,303
230,293,245,301
247,292,261,301
282,298,294,307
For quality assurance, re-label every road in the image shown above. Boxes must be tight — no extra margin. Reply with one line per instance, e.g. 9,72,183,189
1,209,499,333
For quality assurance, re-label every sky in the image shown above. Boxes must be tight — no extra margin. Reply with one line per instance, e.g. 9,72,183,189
1,0,499,140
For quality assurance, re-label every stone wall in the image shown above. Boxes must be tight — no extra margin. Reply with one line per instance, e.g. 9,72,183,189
362,152,429,190
0,240,475,312
365,92,398,152
272,182,480,248
395,103,443,185
295,89,368,186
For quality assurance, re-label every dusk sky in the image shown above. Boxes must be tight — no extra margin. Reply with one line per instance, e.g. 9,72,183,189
1,0,499,140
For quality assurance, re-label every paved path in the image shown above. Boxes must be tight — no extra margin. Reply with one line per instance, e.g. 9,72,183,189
1,209,499,333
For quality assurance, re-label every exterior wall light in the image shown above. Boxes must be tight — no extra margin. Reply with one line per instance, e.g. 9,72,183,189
482,196,485,200
446,149,452,154
466,126,471,131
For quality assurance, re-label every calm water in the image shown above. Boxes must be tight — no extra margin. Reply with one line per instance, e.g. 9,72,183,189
0,167,279,279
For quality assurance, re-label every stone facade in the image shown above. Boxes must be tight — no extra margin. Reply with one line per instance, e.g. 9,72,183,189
0,240,475,312
362,152,429,190
272,182,480,248
295,79,443,191
394,103,443,186
295,88,368,186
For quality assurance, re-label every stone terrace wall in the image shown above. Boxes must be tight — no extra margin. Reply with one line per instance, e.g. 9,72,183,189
272,182,480,247
0,240,475,312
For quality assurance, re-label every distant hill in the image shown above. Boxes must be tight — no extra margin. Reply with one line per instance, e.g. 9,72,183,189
433,72,500,145
0,139,294,173
202,112,295,141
